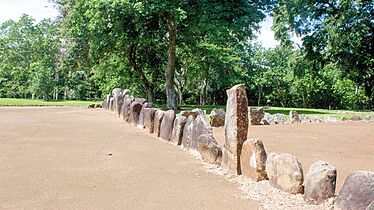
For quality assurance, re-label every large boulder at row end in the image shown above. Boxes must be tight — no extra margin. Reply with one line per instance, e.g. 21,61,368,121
197,134,222,165
290,110,301,123
335,171,374,210
221,84,249,175
210,108,225,127
249,107,264,125
143,108,157,134
159,110,176,141
303,160,336,204
121,95,134,122
170,115,187,145
190,114,213,151
266,153,304,194
181,115,196,149
240,139,268,181
153,110,165,138
137,102,152,129
129,102,143,125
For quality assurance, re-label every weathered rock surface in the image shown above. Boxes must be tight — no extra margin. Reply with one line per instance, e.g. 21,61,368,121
240,139,268,181
262,112,274,125
153,110,165,138
137,103,152,129
121,95,134,122
122,89,131,97
144,108,157,134
335,171,374,210
249,107,264,125
101,99,108,109
104,94,111,109
181,115,195,149
303,160,337,204
159,110,176,141
221,84,248,175
170,116,187,145
290,111,301,123
210,108,225,127
180,110,201,118
191,114,213,151
134,98,147,105
129,102,143,125
324,115,338,123
273,113,287,124
197,134,222,165
109,97,114,111
266,153,304,194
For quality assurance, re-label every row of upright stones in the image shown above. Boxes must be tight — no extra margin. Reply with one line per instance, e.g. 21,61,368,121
102,85,373,210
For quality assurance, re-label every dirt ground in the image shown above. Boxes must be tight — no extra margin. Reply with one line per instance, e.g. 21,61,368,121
0,107,257,210
213,121,374,191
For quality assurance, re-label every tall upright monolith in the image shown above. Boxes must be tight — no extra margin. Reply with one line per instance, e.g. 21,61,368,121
221,84,248,175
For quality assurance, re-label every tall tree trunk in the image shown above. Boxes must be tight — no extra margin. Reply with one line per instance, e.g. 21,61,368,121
166,15,178,110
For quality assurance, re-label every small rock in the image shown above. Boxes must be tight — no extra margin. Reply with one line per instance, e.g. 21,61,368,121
335,170,374,210
303,160,337,204
210,108,225,127
266,153,304,194
290,111,301,123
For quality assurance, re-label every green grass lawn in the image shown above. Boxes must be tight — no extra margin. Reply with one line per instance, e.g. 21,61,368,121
0,98,101,106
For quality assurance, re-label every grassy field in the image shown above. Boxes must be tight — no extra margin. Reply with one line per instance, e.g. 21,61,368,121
0,98,100,106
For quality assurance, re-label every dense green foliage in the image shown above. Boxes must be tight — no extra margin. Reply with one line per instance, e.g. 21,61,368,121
0,0,372,109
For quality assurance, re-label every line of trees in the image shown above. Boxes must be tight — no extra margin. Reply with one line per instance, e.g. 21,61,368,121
0,0,372,110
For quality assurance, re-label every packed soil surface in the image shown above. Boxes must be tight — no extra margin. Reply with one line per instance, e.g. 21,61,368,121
213,120,374,191
0,107,257,210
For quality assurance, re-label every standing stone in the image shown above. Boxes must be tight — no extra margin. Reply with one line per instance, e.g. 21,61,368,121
104,94,111,109
181,115,195,149
134,98,147,105
266,153,304,194
112,88,123,115
303,160,337,204
129,102,143,125
123,89,131,97
335,171,374,210
249,107,265,125
109,97,114,111
102,99,108,109
137,103,152,129
210,108,226,127
121,95,134,122
221,84,249,175
159,110,176,141
197,134,222,165
191,114,213,151
144,108,157,134
240,139,268,181
262,112,274,125
170,116,187,145
153,110,165,138
290,111,301,123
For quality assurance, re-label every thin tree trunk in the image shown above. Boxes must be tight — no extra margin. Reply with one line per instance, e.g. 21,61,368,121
166,15,178,110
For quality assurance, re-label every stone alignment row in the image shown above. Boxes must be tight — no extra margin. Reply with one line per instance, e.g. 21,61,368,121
101,85,374,210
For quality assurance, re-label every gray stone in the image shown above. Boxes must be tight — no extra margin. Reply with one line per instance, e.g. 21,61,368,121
129,102,143,125
109,97,114,111
290,111,301,123
197,134,222,165
180,110,201,118
324,115,338,123
101,99,108,109
299,114,312,123
366,201,374,210
191,114,213,151
170,116,187,145
303,160,337,204
144,108,157,134
249,107,264,125
266,153,304,194
240,139,268,181
210,108,225,127
104,94,111,110
181,115,195,149
120,95,134,122
274,113,287,124
262,112,274,125
137,103,152,129
122,89,131,97
134,98,147,105
153,110,165,138
221,84,249,175
159,110,176,141
112,88,123,115
365,115,374,121
335,171,374,210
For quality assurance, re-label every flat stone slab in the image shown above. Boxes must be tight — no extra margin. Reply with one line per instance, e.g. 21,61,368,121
159,110,176,141
170,116,187,145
